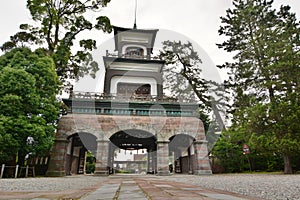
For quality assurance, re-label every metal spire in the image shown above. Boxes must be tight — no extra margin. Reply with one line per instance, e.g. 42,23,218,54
133,0,137,29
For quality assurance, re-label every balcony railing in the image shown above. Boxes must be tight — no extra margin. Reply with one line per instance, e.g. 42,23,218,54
69,91,196,103
68,107,195,117
63,92,199,117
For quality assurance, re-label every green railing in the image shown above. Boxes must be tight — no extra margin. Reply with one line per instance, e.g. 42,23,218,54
64,92,198,117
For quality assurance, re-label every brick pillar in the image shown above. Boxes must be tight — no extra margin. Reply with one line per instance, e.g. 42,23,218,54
193,140,212,175
46,137,69,177
156,141,170,176
94,140,109,176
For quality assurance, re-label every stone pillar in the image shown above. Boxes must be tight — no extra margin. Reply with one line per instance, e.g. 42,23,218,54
147,150,152,173
174,150,181,173
156,141,170,176
153,150,157,174
108,144,115,174
46,138,69,177
193,140,212,175
94,140,110,176
83,151,87,174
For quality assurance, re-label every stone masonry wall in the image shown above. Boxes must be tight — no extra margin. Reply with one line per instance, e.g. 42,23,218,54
47,114,211,176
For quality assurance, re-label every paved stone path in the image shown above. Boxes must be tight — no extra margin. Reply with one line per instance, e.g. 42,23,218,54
0,174,261,200
81,175,259,200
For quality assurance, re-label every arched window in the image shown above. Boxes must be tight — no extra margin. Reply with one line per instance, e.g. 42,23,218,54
117,82,151,96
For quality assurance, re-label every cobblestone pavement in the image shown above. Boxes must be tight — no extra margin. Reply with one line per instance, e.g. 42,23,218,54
0,174,299,199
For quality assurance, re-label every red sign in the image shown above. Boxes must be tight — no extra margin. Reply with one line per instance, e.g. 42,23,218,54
243,144,250,155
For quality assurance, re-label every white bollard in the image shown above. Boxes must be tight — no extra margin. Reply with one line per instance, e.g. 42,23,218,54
32,166,35,177
0,164,5,178
15,165,19,178
25,165,29,178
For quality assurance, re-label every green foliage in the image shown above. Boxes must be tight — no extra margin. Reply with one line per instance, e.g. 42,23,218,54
212,127,284,173
0,47,60,164
217,0,300,173
212,128,247,172
0,118,19,162
86,162,95,174
85,151,95,174
1,0,112,91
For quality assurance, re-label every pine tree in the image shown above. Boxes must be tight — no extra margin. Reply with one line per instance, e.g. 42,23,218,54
159,40,226,131
218,0,300,173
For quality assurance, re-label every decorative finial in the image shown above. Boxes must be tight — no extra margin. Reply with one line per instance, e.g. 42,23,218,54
133,0,137,29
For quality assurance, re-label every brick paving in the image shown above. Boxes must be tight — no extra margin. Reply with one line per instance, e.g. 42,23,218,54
0,174,262,200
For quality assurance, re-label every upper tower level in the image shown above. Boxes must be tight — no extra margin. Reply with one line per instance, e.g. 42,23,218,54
103,26,164,99
113,26,158,59
63,25,198,118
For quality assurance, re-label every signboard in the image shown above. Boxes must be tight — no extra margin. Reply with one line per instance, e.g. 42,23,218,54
243,144,250,155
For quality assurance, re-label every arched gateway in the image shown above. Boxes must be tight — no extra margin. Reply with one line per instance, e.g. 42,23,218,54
46,25,212,176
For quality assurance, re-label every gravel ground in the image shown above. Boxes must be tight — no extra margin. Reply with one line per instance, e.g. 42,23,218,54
0,175,108,191
160,174,300,200
0,174,299,200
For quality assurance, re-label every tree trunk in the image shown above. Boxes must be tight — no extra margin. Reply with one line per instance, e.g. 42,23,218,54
283,154,293,174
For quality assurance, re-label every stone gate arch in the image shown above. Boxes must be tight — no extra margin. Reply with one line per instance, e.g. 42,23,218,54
109,129,157,174
47,112,212,176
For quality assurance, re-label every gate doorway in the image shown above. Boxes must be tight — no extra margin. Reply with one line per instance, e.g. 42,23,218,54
66,133,97,175
169,134,195,174
109,129,157,174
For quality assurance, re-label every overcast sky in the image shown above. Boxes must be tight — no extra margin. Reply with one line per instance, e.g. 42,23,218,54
1,0,300,80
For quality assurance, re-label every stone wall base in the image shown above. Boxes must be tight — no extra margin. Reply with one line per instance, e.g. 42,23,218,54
46,171,66,177
194,170,212,175
94,170,109,176
156,171,170,176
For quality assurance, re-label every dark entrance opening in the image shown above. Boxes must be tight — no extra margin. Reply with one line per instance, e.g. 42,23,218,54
109,129,157,174
66,133,97,175
169,134,195,174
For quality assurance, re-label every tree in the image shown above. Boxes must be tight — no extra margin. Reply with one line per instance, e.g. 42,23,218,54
217,0,300,173
212,125,283,173
212,129,247,173
0,47,60,164
159,40,226,132
1,0,112,91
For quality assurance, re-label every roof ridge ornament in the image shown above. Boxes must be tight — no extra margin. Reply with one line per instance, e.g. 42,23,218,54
133,0,137,29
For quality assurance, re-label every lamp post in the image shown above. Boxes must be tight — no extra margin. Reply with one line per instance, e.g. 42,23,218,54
25,136,35,165
24,136,38,177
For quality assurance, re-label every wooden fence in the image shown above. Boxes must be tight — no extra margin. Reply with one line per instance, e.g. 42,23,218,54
0,156,49,178
0,164,35,178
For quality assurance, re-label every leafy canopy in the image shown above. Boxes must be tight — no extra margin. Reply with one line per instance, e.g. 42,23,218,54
1,0,112,90
0,47,60,163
